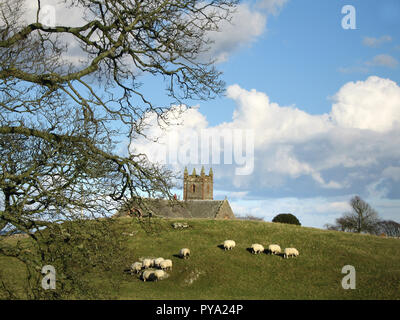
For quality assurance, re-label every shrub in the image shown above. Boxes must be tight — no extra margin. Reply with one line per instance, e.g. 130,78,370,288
272,213,301,226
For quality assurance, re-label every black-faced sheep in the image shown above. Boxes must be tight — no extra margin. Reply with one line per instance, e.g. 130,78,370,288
141,270,155,282
180,248,190,259
130,262,143,274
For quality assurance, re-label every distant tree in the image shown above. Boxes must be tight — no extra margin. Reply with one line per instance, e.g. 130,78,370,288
325,196,380,234
375,220,400,238
272,213,301,226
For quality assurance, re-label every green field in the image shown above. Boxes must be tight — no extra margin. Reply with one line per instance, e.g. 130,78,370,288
1,217,400,299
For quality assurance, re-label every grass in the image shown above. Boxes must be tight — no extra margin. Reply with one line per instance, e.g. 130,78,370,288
1,217,400,299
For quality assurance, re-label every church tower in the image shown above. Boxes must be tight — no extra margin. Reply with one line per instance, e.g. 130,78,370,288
183,166,213,200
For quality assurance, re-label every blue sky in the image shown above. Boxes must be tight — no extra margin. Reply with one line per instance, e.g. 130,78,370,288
26,0,400,228
131,0,400,228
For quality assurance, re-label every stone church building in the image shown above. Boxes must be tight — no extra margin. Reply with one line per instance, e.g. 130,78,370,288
116,166,235,219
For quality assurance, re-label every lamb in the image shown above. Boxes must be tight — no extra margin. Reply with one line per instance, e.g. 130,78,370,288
153,269,166,281
268,244,281,255
141,270,155,282
142,258,153,269
223,240,236,251
153,257,165,268
251,243,264,254
130,262,143,274
180,248,190,259
160,259,173,271
283,248,299,259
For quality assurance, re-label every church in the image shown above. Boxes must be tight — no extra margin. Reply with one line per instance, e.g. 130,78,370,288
116,166,235,219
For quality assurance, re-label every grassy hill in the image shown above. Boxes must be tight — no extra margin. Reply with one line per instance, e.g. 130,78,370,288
1,217,400,299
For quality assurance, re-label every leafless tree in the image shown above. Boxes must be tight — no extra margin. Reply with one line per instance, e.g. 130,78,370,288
375,220,400,237
325,196,380,234
0,0,237,298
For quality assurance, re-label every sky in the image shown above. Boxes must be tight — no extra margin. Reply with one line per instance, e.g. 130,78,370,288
22,0,400,229
132,0,400,228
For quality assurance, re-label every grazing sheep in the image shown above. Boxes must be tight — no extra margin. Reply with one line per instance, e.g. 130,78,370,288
153,269,166,281
268,244,281,255
142,258,153,269
153,257,165,268
141,270,155,282
223,240,236,251
283,248,299,259
180,248,191,259
160,259,173,271
130,262,143,274
251,243,264,254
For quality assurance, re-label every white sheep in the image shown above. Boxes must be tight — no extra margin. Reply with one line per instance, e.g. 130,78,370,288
223,240,236,250
153,257,165,268
180,248,190,259
130,262,143,274
283,248,299,259
251,243,264,254
141,270,155,282
160,259,173,271
268,244,281,255
153,269,166,281
142,258,153,269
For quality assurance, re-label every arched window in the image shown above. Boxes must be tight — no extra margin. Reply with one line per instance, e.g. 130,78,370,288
192,184,196,193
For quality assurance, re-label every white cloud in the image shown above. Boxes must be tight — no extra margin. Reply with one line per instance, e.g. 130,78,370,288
365,54,399,68
363,35,392,48
331,76,400,132
131,76,400,206
204,4,267,63
256,0,289,15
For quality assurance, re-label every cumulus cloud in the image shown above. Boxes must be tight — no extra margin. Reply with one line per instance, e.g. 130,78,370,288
331,76,400,132
365,54,399,68
131,76,400,201
203,4,267,63
363,35,392,48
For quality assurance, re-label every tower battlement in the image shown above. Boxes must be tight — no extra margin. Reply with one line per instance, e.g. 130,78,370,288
183,166,213,200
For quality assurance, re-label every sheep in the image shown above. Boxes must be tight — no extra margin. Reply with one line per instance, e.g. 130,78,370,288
223,240,236,251
251,243,264,254
160,259,173,271
283,248,299,259
268,244,281,255
180,248,190,259
130,262,143,274
153,257,165,268
142,258,153,269
153,269,166,281
141,270,155,282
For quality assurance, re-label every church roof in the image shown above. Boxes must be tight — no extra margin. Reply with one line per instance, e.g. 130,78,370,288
115,199,235,219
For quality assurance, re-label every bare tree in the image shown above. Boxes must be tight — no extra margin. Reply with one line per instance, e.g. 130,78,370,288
0,0,237,298
375,220,400,237
325,196,380,234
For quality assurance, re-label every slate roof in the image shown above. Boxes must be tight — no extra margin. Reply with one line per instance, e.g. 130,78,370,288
115,199,235,219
